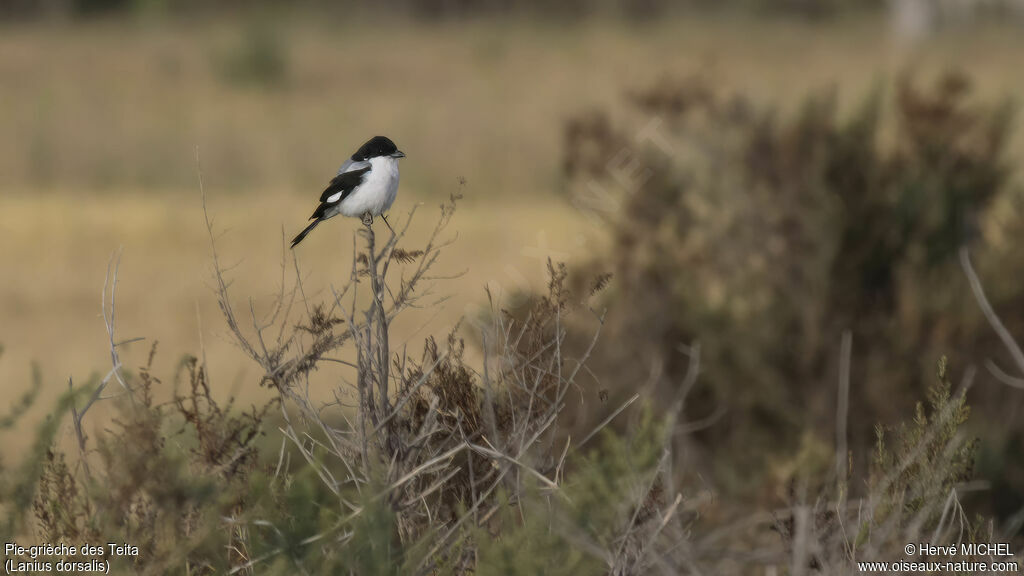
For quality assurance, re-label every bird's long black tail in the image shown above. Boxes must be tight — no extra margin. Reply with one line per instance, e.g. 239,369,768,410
291,219,321,248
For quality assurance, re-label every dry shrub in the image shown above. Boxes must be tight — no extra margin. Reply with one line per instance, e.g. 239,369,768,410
188,189,676,574
29,341,276,574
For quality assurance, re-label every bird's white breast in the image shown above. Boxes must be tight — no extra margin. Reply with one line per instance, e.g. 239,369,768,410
338,156,400,217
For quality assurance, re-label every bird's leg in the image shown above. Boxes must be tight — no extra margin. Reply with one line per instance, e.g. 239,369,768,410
361,212,374,227
380,213,395,234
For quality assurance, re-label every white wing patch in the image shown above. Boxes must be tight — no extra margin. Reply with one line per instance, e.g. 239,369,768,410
326,191,344,203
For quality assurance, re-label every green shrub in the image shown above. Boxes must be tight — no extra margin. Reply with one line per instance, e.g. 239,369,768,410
560,71,1022,503
870,356,978,527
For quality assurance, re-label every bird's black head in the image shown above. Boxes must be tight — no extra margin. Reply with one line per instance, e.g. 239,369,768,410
353,136,406,161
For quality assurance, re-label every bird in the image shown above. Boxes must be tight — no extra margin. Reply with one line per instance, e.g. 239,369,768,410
290,136,405,248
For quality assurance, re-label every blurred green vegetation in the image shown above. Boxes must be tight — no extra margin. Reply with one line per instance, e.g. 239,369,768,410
558,70,1024,519
2,0,888,21
217,19,290,88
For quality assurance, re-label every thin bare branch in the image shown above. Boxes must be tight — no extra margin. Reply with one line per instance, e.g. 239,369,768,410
960,246,1024,384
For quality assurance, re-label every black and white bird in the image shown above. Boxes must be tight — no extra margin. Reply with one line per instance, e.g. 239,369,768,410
290,136,405,248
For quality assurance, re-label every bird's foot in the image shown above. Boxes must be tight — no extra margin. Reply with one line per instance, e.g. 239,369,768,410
361,212,374,227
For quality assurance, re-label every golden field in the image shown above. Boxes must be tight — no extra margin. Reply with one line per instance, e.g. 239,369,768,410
2,12,1024,451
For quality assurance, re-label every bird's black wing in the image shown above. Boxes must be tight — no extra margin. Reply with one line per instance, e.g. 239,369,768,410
310,166,371,219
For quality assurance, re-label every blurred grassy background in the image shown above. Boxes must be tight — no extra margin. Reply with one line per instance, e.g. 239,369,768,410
2,2,1024,482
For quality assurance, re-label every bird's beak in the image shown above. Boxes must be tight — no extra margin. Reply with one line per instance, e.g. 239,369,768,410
391,150,406,159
